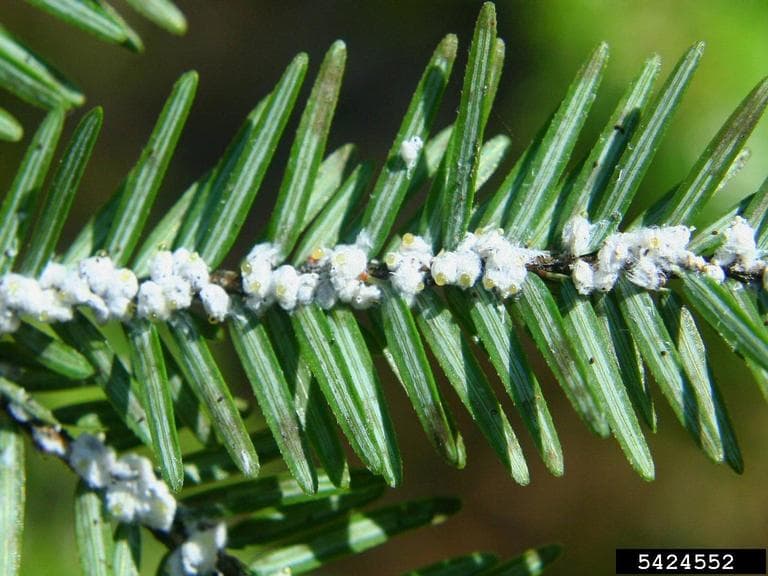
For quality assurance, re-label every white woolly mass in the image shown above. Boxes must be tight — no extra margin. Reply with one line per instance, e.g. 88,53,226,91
455,251,483,288
483,245,535,296
596,232,631,274
425,228,542,296
272,265,301,310
31,428,67,456
69,433,118,488
637,226,693,268
430,251,458,286
38,261,68,289
703,264,726,283
172,249,210,291
161,276,194,311
330,244,368,291
79,256,116,296
139,249,222,321
41,262,106,319
429,232,483,289
241,243,280,312
242,243,280,297
108,453,176,531
73,257,140,322
107,268,140,301
571,259,595,295
137,280,173,321
349,283,382,309
713,216,763,273
1,217,766,335
399,135,424,172
0,253,143,331
568,221,728,294
296,272,319,306
385,233,432,304
167,523,227,576
199,284,230,322
474,228,542,296
562,215,594,256
239,239,381,312
327,243,380,308
0,273,71,327
69,434,177,532
627,256,663,291
150,250,174,282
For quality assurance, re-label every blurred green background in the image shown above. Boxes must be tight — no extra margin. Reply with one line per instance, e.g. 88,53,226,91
2,1,768,574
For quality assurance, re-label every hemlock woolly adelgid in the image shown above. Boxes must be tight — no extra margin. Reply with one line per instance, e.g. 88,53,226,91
559,217,764,295
385,233,433,304
399,135,424,172
67,431,227,573
19,402,226,573
713,216,762,272
166,522,227,576
561,215,594,256
0,217,765,335
69,433,177,531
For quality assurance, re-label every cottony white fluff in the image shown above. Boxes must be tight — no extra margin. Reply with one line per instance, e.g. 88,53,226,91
0,273,69,322
272,265,301,310
296,272,319,306
238,238,380,312
571,259,594,295
482,246,535,296
80,256,116,296
199,284,230,322
628,256,663,291
385,233,432,304
703,264,725,283
137,281,172,320
108,453,176,531
31,428,67,456
562,215,593,256
172,249,210,291
241,243,281,313
568,220,712,294
424,227,543,297
40,262,106,320
475,228,542,296
69,434,177,532
167,523,227,576
73,257,140,322
327,242,380,308
1,216,766,334
161,276,194,311
399,135,423,172
140,249,217,319
430,251,458,286
430,234,482,289
138,248,224,321
713,216,763,273
69,433,116,488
